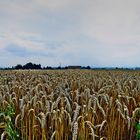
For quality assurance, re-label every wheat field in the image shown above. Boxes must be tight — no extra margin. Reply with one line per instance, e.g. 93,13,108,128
0,69,140,140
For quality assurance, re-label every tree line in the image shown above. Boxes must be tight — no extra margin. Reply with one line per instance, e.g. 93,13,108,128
14,62,91,70
15,62,41,69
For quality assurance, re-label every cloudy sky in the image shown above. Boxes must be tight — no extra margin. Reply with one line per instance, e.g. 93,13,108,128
0,0,140,67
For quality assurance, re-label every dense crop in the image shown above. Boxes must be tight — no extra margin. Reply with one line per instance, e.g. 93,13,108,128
0,70,140,140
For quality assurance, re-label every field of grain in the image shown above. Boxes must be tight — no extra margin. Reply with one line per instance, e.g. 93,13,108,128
0,70,140,140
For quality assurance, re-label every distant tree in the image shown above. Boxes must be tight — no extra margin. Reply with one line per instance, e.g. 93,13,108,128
56,66,61,69
15,64,23,69
64,66,68,69
23,62,41,69
86,66,91,69
34,64,41,69
43,66,52,69
81,66,91,69
47,66,52,69
23,62,33,69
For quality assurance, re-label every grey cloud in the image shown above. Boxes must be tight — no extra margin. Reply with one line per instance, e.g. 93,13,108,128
0,0,140,67
5,43,56,58
5,44,28,57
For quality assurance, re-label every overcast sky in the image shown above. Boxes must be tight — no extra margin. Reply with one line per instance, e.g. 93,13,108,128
0,0,140,67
